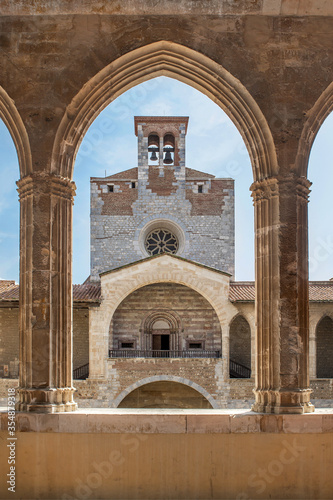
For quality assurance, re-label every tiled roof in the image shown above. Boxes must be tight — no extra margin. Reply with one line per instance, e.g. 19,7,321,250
73,283,101,302
1,280,333,303
0,282,101,303
229,282,255,302
229,281,333,302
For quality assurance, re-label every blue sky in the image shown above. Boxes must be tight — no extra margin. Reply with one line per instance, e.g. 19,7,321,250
0,76,332,283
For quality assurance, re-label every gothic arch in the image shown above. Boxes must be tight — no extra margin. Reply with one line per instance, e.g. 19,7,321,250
112,375,218,409
51,40,277,182
296,81,333,177
0,86,32,178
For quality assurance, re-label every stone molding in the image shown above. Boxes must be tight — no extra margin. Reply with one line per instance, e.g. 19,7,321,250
51,41,277,181
0,86,32,178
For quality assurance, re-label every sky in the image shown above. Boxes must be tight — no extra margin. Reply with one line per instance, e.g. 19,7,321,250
0,76,332,284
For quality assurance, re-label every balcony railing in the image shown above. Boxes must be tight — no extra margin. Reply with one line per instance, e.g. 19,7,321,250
109,349,221,359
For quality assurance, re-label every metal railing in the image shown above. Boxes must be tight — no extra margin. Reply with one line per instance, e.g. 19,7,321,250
73,363,89,380
229,359,251,378
109,349,221,359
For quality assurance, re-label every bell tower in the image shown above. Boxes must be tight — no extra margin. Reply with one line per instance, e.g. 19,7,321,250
134,116,189,170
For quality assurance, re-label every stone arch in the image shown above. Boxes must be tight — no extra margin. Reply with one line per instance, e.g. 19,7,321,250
51,40,277,181
229,314,251,378
296,81,333,177
112,375,218,409
100,257,231,334
316,315,333,378
0,86,32,178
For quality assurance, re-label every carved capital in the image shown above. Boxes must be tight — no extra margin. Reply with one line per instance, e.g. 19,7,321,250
250,177,279,203
17,173,76,203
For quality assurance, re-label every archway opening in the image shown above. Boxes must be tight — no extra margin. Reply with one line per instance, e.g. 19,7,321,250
229,315,251,378
73,76,254,284
109,282,222,357
118,381,213,409
308,111,333,280
316,316,333,378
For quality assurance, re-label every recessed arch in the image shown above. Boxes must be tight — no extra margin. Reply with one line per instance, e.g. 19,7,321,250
296,81,333,177
0,86,32,178
316,315,333,378
51,41,277,181
112,375,218,409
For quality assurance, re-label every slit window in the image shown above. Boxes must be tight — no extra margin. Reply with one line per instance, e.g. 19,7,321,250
189,342,202,349
121,342,134,349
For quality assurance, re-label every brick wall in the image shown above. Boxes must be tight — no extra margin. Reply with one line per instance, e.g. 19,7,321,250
0,307,19,377
316,316,333,378
73,308,89,370
111,283,222,351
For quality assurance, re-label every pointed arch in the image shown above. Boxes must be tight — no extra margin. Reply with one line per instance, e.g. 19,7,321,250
296,81,333,177
51,41,277,181
0,86,32,178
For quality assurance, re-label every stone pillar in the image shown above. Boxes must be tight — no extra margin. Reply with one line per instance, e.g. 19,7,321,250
16,173,77,412
251,175,314,414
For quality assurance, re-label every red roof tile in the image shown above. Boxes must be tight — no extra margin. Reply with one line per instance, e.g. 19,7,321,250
229,281,333,302
1,280,332,304
0,281,101,303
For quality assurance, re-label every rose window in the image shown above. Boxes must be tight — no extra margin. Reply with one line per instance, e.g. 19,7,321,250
145,229,179,256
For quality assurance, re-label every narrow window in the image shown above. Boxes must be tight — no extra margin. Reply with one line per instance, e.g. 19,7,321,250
108,185,114,193
131,181,136,189
121,342,134,349
189,342,202,349
198,185,203,194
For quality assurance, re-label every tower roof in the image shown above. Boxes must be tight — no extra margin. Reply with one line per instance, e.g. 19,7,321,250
134,116,189,135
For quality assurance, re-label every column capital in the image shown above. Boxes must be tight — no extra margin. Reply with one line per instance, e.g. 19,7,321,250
250,176,279,203
17,173,76,203
250,174,312,204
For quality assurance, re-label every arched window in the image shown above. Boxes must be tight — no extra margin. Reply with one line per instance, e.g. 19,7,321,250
316,316,333,378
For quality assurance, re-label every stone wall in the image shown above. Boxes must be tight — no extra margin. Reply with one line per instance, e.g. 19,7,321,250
73,308,89,370
0,306,89,375
0,307,19,377
111,283,222,351
90,166,234,279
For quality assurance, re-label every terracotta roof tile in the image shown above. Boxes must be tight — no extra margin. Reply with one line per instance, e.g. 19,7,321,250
229,282,255,302
0,281,101,303
1,280,332,304
229,281,333,302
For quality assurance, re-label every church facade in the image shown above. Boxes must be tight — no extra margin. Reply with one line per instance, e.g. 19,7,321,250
1,116,333,409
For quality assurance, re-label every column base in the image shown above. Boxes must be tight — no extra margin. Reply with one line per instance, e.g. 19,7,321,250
16,387,77,413
252,389,315,414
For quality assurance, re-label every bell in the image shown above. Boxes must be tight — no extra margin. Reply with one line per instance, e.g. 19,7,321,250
150,149,158,161
163,150,173,164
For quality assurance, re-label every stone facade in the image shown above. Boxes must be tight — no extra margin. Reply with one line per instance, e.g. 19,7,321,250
90,117,234,280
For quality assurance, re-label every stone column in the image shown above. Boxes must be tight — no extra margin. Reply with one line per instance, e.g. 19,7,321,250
16,173,77,412
251,175,314,414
